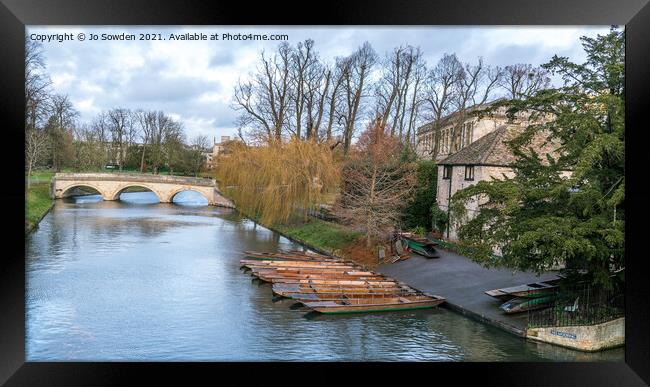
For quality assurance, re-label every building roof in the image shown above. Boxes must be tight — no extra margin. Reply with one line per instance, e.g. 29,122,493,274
417,98,507,135
439,124,560,167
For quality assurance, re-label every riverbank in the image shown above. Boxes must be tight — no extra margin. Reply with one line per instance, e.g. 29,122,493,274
229,203,388,269
26,183,53,234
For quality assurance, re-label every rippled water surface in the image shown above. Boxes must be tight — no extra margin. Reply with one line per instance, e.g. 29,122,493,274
26,192,624,361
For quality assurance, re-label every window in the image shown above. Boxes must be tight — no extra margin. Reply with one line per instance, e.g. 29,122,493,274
465,122,474,146
443,166,452,180
464,166,475,181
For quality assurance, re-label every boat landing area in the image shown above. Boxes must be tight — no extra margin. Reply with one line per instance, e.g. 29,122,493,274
377,248,559,337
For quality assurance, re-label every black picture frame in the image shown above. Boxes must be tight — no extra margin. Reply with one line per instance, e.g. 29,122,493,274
2,0,649,384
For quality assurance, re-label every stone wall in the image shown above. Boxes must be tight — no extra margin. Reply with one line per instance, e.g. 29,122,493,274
436,165,514,240
526,317,625,352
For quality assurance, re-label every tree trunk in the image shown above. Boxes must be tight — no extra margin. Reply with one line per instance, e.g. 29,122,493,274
140,145,146,173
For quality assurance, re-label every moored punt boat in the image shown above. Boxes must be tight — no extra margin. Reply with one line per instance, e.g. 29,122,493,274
258,275,387,284
243,253,341,262
398,232,440,258
261,278,399,286
499,294,558,314
251,267,382,277
240,260,355,270
240,259,352,266
251,269,383,279
272,283,413,297
251,266,371,274
287,290,421,302
243,250,339,260
485,279,561,300
300,294,446,314
245,263,359,271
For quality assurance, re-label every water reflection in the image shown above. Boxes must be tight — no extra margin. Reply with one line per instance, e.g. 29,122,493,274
172,190,209,206
26,192,625,361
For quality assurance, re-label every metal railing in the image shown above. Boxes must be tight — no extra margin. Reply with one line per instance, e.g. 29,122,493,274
527,283,624,328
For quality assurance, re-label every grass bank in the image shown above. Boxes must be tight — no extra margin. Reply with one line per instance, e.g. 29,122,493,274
272,217,361,256
26,181,53,234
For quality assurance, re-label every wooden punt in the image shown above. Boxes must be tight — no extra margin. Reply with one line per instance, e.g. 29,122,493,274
485,279,561,300
240,259,352,267
258,275,387,284
251,266,371,273
243,253,340,262
253,270,388,281
300,294,445,314
260,278,398,286
240,261,355,270
287,290,421,302
243,265,359,273
243,250,337,260
499,294,558,314
250,267,376,276
272,283,412,297
243,261,358,268
242,261,357,268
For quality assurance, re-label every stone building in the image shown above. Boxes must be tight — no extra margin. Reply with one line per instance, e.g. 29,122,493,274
204,135,235,169
415,99,535,162
436,123,561,240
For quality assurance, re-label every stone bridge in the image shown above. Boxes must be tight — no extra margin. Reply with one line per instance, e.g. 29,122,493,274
51,173,234,208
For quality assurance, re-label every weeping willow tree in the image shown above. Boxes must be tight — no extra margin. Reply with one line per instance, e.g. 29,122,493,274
216,139,340,225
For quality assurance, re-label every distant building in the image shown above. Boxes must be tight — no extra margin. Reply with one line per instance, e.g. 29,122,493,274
204,135,237,169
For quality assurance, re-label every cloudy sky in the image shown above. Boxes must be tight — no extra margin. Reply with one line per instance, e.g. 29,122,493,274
28,26,610,142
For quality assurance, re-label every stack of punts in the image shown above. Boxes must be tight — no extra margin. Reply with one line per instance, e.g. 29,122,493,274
240,250,445,314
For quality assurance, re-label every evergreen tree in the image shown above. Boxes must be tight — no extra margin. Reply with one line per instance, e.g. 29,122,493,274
450,27,624,287
403,160,438,231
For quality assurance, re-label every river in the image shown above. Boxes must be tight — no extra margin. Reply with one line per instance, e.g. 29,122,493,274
25,191,624,361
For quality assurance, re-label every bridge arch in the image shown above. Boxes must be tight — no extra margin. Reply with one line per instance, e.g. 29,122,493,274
59,183,107,200
167,187,210,205
110,183,163,202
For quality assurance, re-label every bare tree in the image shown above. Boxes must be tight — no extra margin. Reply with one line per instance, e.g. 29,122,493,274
339,42,378,155
25,37,51,131
107,108,133,171
233,43,292,142
374,46,406,132
448,58,503,152
403,48,426,146
422,53,463,158
25,128,50,188
302,56,329,141
499,63,551,100
324,59,347,141
134,110,156,172
189,135,210,176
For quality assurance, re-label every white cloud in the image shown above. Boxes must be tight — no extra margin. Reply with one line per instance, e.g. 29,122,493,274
28,25,611,140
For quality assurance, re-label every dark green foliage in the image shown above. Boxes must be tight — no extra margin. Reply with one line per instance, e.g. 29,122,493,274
403,160,438,230
450,27,624,288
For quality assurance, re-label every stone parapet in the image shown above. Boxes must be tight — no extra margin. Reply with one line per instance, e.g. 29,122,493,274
526,317,625,352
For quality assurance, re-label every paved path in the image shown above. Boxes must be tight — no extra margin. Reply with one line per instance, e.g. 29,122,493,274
377,247,560,337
